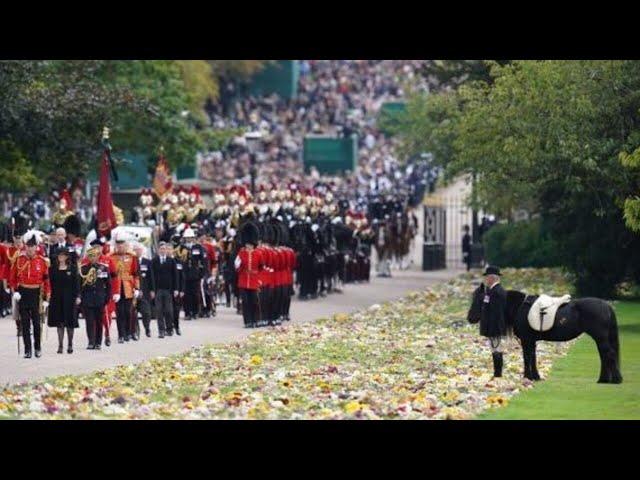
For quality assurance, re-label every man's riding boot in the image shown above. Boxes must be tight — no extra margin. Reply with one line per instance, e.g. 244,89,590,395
492,352,503,378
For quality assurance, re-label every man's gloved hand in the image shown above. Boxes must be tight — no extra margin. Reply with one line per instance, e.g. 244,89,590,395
4,288,10,295
42,301,49,310
76,297,81,306
173,290,179,298
150,291,155,300
113,294,121,303
12,292,21,302
134,289,141,299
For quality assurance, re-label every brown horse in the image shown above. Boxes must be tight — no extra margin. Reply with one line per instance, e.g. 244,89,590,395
373,220,393,277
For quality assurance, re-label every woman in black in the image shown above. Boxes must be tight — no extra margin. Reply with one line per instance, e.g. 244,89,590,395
47,249,80,354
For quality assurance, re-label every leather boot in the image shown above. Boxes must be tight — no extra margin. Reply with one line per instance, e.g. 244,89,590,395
492,352,503,378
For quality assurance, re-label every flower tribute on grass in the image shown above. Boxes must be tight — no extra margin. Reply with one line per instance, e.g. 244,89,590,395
0,268,574,419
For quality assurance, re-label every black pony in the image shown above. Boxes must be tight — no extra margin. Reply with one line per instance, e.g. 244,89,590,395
468,284,622,384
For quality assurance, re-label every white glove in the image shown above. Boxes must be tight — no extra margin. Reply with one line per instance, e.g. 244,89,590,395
4,288,10,295
207,277,214,285
42,301,49,310
12,292,21,302
134,289,140,299
112,294,121,303
173,290,179,297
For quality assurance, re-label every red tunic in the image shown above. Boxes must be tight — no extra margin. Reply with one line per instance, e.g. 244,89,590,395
111,253,140,299
236,247,264,290
202,242,217,274
0,244,8,281
9,253,51,298
274,247,285,287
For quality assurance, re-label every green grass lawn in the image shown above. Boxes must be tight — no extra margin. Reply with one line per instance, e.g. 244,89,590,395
480,301,640,420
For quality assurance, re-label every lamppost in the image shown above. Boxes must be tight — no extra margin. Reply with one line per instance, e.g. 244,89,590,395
244,130,263,196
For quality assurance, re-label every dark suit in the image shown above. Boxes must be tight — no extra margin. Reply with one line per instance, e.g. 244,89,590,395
137,257,155,335
151,255,178,335
480,282,507,338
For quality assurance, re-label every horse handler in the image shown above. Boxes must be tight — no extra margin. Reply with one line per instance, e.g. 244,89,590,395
480,265,508,378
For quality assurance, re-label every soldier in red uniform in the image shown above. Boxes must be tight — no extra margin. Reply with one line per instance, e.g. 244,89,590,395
9,232,51,358
235,221,263,328
283,244,296,322
200,230,218,317
111,233,140,343
256,226,273,327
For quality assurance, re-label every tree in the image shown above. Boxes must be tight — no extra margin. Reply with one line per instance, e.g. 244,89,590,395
397,60,640,296
0,60,269,192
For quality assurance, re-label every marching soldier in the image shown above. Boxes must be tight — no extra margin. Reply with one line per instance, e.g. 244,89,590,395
111,233,140,343
235,221,263,328
79,241,112,350
134,243,155,338
181,227,209,320
9,232,51,359
200,230,218,317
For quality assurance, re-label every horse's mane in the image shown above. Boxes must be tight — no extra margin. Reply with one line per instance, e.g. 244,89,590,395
505,289,527,335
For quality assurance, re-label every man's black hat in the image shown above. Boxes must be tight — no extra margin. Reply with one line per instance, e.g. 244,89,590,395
483,265,501,276
63,214,81,237
240,221,260,246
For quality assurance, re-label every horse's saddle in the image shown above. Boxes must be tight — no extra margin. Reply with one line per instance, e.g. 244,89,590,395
527,294,572,331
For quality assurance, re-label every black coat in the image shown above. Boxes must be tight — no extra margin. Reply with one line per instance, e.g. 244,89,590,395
48,265,80,328
152,256,180,292
138,257,156,298
79,262,112,309
480,282,508,338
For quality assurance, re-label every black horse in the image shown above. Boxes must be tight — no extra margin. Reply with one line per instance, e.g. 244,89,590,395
468,284,622,384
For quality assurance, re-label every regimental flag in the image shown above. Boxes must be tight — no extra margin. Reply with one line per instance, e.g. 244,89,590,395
153,153,173,199
96,150,117,238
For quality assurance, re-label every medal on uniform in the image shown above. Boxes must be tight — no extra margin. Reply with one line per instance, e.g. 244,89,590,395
483,294,490,303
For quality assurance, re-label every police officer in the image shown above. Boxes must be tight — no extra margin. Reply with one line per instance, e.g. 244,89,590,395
479,265,508,378
133,243,155,338
181,227,208,321
79,242,112,350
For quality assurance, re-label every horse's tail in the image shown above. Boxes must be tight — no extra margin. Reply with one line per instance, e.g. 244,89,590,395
609,306,621,370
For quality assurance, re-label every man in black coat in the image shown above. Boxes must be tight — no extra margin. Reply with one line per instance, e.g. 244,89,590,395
134,244,155,338
462,225,472,272
151,242,180,338
479,265,508,378
80,243,112,350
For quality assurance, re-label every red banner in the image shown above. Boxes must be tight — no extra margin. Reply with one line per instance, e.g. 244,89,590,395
153,154,173,198
96,150,117,238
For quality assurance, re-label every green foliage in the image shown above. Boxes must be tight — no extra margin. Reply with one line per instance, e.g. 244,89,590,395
419,60,509,91
397,60,640,296
0,60,269,192
483,219,561,268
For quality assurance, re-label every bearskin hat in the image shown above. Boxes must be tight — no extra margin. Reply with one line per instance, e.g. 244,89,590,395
240,220,260,247
63,214,81,237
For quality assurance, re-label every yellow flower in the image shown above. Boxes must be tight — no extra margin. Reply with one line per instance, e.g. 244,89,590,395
249,355,263,366
487,395,509,407
344,401,362,414
334,313,350,322
441,390,460,403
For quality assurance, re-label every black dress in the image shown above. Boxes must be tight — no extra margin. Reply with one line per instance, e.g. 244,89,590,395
47,266,80,328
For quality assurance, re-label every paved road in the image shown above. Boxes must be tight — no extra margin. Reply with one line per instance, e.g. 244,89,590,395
0,268,461,386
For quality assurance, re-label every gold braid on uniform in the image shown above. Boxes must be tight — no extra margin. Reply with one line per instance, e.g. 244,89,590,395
79,266,98,287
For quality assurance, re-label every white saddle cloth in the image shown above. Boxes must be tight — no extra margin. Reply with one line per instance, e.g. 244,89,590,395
527,294,572,331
